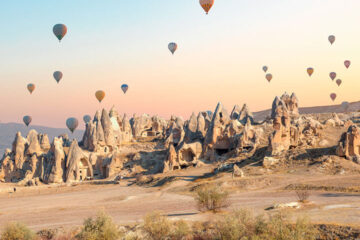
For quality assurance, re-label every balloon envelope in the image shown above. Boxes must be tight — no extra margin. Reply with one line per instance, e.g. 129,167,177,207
307,68,314,77
95,90,105,103
199,0,215,14
336,79,342,86
66,117,79,133
262,66,268,73
53,24,67,41
23,116,32,127
330,93,337,101
121,84,129,94
344,60,351,69
53,71,63,83
328,35,335,45
27,83,35,94
168,42,178,54
265,73,272,82
83,115,91,124
329,72,336,81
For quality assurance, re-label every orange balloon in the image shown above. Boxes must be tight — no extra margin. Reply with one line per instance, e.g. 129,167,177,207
307,68,314,77
27,83,35,94
199,0,214,14
95,90,105,103
336,79,342,86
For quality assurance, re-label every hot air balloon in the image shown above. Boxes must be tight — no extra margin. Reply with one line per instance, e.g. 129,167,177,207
27,84,35,94
336,79,342,86
83,115,91,124
168,42,177,55
121,84,129,94
307,68,314,77
66,117,79,133
263,66,268,73
53,71,63,83
200,0,215,14
53,24,67,42
95,90,105,103
23,116,32,127
344,60,351,69
330,93,337,101
341,101,350,112
265,73,272,82
328,35,335,45
329,72,336,81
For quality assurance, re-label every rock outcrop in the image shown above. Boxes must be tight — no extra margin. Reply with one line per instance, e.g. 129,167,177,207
271,92,299,119
268,101,300,156
336,125,360,163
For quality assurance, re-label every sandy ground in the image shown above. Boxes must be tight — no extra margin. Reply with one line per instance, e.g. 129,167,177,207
0,166,359,231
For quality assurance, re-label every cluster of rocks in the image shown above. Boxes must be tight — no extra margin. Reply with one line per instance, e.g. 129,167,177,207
0,92,358,184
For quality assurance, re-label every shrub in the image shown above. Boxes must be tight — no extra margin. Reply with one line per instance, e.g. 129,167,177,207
143,211,171,240
263,211,317,240
195,184,229,212
295,190,310,203
1,222,36,240
76,211,120,240
214,209,266,240
171,220,191,240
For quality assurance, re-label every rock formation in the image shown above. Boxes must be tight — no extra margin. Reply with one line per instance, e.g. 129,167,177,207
336,125,360,163
268,100,300,156
271,92,299,119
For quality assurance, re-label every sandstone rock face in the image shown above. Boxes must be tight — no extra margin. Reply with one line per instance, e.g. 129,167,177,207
83,108,134,151
271,92,299,119
46,137,65,184
204,102,231,152
65,140,92,183
236,121,259,154
336,125,360,162
230,105,242,120
163,144,179,172
238,104,254,125
165,117,185,148
268,101,299,156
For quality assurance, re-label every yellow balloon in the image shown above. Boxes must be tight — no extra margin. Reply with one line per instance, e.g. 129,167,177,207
95,90,105,103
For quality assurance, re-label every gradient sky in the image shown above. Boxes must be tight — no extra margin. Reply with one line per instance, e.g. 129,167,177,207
1,0,360,128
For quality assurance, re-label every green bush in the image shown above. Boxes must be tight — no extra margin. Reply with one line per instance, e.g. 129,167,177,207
1,222,36,240
143,211,171,240
76,211,120,240
195,184,229,212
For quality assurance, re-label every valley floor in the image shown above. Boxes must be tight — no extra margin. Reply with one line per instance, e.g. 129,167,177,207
0,164,359,231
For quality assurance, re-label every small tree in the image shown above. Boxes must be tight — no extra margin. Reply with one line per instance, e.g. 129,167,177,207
195,184,229,212
1,222,36,240
76,211,120,240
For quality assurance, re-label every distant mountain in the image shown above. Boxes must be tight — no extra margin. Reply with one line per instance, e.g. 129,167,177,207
0,123,84,156
253,101,360,121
